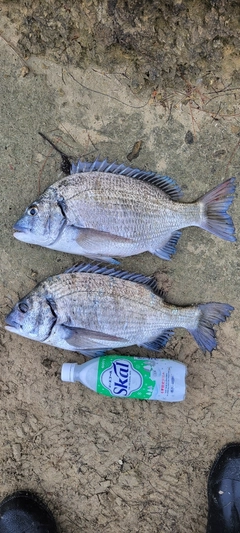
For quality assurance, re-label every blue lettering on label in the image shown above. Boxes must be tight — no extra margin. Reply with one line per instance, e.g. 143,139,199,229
101,359,143,397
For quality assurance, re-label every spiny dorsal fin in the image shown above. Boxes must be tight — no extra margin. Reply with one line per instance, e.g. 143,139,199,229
64,262,164,297
71,158,182,201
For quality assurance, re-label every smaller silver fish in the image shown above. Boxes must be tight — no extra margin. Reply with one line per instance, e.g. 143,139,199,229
13,137,236,264
5,263,233,358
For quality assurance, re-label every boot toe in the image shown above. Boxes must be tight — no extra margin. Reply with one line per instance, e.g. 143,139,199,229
0,491,58,533
207,443,240,533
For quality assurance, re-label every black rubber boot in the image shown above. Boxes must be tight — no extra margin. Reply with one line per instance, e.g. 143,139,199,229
206,443,240,533
0,490,58,533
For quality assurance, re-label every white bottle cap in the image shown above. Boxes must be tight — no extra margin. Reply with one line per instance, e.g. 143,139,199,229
61,363,78,382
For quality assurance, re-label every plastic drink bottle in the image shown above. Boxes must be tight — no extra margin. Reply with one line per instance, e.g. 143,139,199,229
61,356,187,402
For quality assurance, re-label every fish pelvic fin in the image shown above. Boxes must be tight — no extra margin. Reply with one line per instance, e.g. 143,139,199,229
83,255,120,265
198,178,236,242
188,302,234,353
76,349,108,358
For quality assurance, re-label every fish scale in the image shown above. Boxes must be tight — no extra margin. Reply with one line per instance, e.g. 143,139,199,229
60,173,190,236
49,274,165,337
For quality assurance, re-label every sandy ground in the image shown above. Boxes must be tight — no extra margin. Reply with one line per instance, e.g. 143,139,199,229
0,17,240,533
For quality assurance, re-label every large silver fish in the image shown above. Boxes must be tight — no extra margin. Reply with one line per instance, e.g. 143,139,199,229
5,263,233,357
13,151,236,263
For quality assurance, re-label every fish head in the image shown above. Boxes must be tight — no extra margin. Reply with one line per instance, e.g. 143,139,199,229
5,286,57,342
13,187,66,246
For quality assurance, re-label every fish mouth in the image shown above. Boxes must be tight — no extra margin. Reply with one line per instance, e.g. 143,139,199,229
5,314,21,331
5,322,32,341
5,316,30,339
13,220,31,242
13,222,34,243
13,221,31,234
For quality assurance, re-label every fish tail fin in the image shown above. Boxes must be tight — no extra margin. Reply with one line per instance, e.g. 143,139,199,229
188,302,234,353
198,178,236,242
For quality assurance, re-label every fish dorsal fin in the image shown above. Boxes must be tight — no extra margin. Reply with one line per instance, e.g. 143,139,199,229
71,158,182,201
65,262,164,297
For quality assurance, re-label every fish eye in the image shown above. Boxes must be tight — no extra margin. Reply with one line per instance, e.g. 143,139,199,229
27,204,38,216
18,302,28,313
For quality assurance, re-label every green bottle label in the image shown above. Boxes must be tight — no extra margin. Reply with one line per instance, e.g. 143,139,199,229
96,356,174,400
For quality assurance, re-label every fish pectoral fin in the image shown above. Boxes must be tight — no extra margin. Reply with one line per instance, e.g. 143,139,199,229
75,227,133,250
62,325,127,349
153,231,182,260
74,227,134,263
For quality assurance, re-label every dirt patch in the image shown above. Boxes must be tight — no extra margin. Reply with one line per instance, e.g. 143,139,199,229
2,0,240,92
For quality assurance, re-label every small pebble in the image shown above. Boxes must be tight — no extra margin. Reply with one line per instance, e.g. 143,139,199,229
20,66,30,77
12,443,22,462
185,130,194,144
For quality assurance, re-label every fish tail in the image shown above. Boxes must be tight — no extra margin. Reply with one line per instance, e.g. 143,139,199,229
198,177,236,242
188,302,234,353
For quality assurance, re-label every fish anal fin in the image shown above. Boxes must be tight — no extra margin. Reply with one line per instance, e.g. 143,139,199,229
141,329,174,351
153,231,182,260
